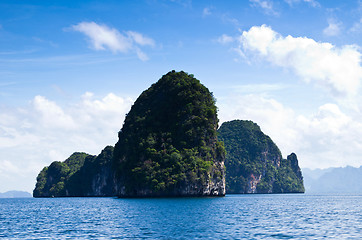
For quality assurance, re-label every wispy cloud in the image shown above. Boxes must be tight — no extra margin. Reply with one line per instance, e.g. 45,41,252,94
203,7,212,17
70,22,155,61
169,0,192,8
234,25,362,98
284,0,320,7
217,34,234,44
350,18,362,32
323,18,342,36
249,0,279,16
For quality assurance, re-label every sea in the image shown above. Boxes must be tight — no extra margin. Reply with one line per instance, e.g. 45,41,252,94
0,194,361,239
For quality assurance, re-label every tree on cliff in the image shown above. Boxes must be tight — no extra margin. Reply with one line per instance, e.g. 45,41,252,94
33,147,114,197
218,120,304,194
113,70,226,196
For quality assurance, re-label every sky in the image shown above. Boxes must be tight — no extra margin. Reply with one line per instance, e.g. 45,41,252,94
1,0,362,193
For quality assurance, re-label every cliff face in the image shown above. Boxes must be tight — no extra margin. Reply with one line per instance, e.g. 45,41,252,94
218,120,304,194
33,71,305,197
113,71,226,197
33,146,114,197
66,146,115,197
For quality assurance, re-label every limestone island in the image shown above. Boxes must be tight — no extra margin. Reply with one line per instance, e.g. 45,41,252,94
33,71,304,198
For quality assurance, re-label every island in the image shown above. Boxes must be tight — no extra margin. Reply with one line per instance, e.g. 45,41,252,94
33,71,304,198
218,120,304,193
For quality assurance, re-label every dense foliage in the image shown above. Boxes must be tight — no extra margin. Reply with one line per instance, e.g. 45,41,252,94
33,146,114,197
33,152,90,197
113,70,225,196
66,146,114,196
218,120,304,193
33,71,305,197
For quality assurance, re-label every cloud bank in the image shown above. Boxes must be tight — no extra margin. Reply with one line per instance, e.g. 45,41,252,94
217,24,362,170
235,25,362,98
0,93,133,192
218,93,362,170
71,22,155,61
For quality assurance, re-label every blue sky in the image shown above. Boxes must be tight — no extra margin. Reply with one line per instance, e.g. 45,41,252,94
1,0,362,192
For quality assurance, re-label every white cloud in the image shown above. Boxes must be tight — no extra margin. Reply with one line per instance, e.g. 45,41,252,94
285,0,320,7
33,95,77,129
126,31,155,47
295,103,362,168
235,25,362,98
232,83,288,93
135,47,149,61
218,94,362,169
71,22,155,61
219,94,299,155
217,34,234,44
0,93,133,192
323,18,342,36
249,0,278,16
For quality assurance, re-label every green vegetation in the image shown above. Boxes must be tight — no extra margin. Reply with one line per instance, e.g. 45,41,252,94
218,120,304,193
113,70,225,196
33,152,90,197
33,71,304,197
33,147,114,197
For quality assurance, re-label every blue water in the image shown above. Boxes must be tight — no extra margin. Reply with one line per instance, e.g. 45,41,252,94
0,194,361,239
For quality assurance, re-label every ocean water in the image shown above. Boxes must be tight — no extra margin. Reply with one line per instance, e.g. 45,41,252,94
0,194,361,239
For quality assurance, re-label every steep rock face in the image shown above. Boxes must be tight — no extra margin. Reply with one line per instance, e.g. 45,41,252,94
66,146,115,196
218,120,304,194
113,71,226,197
33,146,114,197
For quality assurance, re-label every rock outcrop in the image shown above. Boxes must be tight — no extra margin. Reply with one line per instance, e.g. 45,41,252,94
113,71,226,197
33,71,305,197
33,71,226,198
33,146,114,197
218,120,304,194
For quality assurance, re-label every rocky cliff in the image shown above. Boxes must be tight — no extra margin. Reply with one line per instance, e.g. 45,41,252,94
33,71,305,197
113,71,226,197
218,120,304,194
33,146,114,197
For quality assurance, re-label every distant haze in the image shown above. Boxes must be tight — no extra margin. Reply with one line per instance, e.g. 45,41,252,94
302,166,362,194
0,191,32,198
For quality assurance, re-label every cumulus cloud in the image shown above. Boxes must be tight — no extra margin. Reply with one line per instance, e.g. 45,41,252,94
323,18,342,36
218,94,299,154
218,93,362,169
71,22,155,61
235,25,362,97
295,103,362,168
33,95,77,129
0,93,133,192
249,0,278,16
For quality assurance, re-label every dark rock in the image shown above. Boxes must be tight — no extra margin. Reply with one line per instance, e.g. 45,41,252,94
113,71,225,197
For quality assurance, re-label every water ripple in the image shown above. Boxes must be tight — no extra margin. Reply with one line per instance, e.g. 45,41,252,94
0,194,361,239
